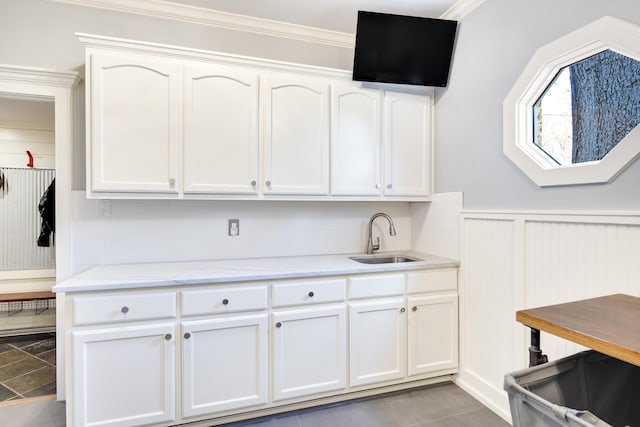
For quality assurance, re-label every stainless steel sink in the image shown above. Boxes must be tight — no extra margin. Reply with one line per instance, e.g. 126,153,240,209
349,255,422,264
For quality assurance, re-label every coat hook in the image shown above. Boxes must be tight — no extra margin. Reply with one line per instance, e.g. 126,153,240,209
26,150,34,168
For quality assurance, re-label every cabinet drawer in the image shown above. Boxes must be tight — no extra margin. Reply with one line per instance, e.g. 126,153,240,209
407,269,457,294
73,291,176,326
181,285,267,316
348,274,405,299
272,278,346,307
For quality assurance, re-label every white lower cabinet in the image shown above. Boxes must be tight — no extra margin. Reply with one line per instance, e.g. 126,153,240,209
72,324,176,427
272,305,347,401
407,293,458,377
181,314,268,418
67,268,457,427
348,298,407,387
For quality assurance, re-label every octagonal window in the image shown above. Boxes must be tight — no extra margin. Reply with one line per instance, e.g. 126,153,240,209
532,49,640,166
503,16,640,186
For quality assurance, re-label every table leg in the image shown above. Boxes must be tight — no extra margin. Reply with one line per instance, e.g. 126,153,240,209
529,328,548,367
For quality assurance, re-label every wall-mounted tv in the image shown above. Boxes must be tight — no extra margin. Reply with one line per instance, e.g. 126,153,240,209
352,11,458,87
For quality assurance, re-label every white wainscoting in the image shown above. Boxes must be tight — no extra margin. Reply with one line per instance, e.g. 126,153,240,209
457,210,640,422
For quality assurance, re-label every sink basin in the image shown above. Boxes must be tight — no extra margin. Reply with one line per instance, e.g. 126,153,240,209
349,255,422,264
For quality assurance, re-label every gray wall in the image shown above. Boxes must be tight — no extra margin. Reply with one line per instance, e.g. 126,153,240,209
434,0,640,210
0,0,351,73
4,0,639,212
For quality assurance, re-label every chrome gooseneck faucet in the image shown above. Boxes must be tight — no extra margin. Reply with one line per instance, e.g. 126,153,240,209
366,212,396,254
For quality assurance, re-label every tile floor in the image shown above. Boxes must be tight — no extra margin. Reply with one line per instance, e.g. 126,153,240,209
223,382,510,427
0,333,56,401
0,382,511,427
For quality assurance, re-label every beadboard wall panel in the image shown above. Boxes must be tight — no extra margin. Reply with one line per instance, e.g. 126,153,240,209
458,216,523,418
457,212,640,422
0,167,55,271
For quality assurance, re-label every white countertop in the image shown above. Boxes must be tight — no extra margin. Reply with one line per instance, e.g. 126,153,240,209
53,251,459,293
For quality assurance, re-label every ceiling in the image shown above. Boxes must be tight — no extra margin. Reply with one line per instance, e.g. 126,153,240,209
159,0,461,34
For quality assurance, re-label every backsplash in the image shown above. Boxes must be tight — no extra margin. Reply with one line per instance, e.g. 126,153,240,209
70,192,414,273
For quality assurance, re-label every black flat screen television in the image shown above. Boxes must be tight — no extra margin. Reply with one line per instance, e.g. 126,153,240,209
352,11,458,87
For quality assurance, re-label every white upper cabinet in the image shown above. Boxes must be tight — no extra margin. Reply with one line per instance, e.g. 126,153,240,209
88,52,180,193
183,64,259,195
384,91,432,198
330,84,382,196
80,34,433,201
263,75,330,196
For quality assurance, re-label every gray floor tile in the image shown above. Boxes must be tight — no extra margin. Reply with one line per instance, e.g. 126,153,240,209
6,334,52,349
0,383,17,401
385,382,485,424
23,380,57,398
227,413,300,426
0,357,47,383
0,382,508,427
416,407,511,427
313,398,404,427
0,398,66,427
21,338,56,356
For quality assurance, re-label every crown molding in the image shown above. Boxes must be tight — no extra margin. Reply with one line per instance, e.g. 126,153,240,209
0,65,81,89
441,0,485,20
47,0,484,48
48,0,355,48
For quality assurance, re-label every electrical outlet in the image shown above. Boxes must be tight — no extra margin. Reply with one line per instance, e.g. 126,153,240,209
96,200,111,217
228,219,240,236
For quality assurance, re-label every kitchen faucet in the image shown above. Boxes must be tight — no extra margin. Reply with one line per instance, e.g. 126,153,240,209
366,212,396,254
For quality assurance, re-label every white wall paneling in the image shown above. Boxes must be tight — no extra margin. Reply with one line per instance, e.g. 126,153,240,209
457,210,640,422
0,168,56,270
0,127,55,169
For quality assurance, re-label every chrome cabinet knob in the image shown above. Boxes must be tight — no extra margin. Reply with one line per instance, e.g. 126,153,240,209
387,184,392,189
266,180,272,186
184,332,191,339
251,180,257,186
412,306,418,312
400,307,406,313
375,184,381,189
121,306,129,314
308,291,314,298
222,298,229,305
169,178,176,186
275,322,282,328
164,333,172,340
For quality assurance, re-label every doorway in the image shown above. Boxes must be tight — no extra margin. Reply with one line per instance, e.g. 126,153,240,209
0,96,57,401
0,65,80,402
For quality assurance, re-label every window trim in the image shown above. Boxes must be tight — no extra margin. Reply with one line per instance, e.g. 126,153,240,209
503,16,640,187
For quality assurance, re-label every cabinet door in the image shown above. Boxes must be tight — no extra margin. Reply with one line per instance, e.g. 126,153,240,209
89,52,180,193
263,76,330,195
407,293,458,377
384,91,432,197
331,84,382,196
349,298,406,387
182,314,268,418
184,64,259,194
72,323,176,427
272,305,346,401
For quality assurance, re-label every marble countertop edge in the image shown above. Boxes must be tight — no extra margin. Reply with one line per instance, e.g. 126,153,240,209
53,251,459,293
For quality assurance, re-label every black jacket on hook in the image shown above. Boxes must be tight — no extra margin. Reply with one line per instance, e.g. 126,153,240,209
37,178,55,247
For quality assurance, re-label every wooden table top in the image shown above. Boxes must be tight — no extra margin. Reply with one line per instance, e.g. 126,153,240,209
516,294,640,367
